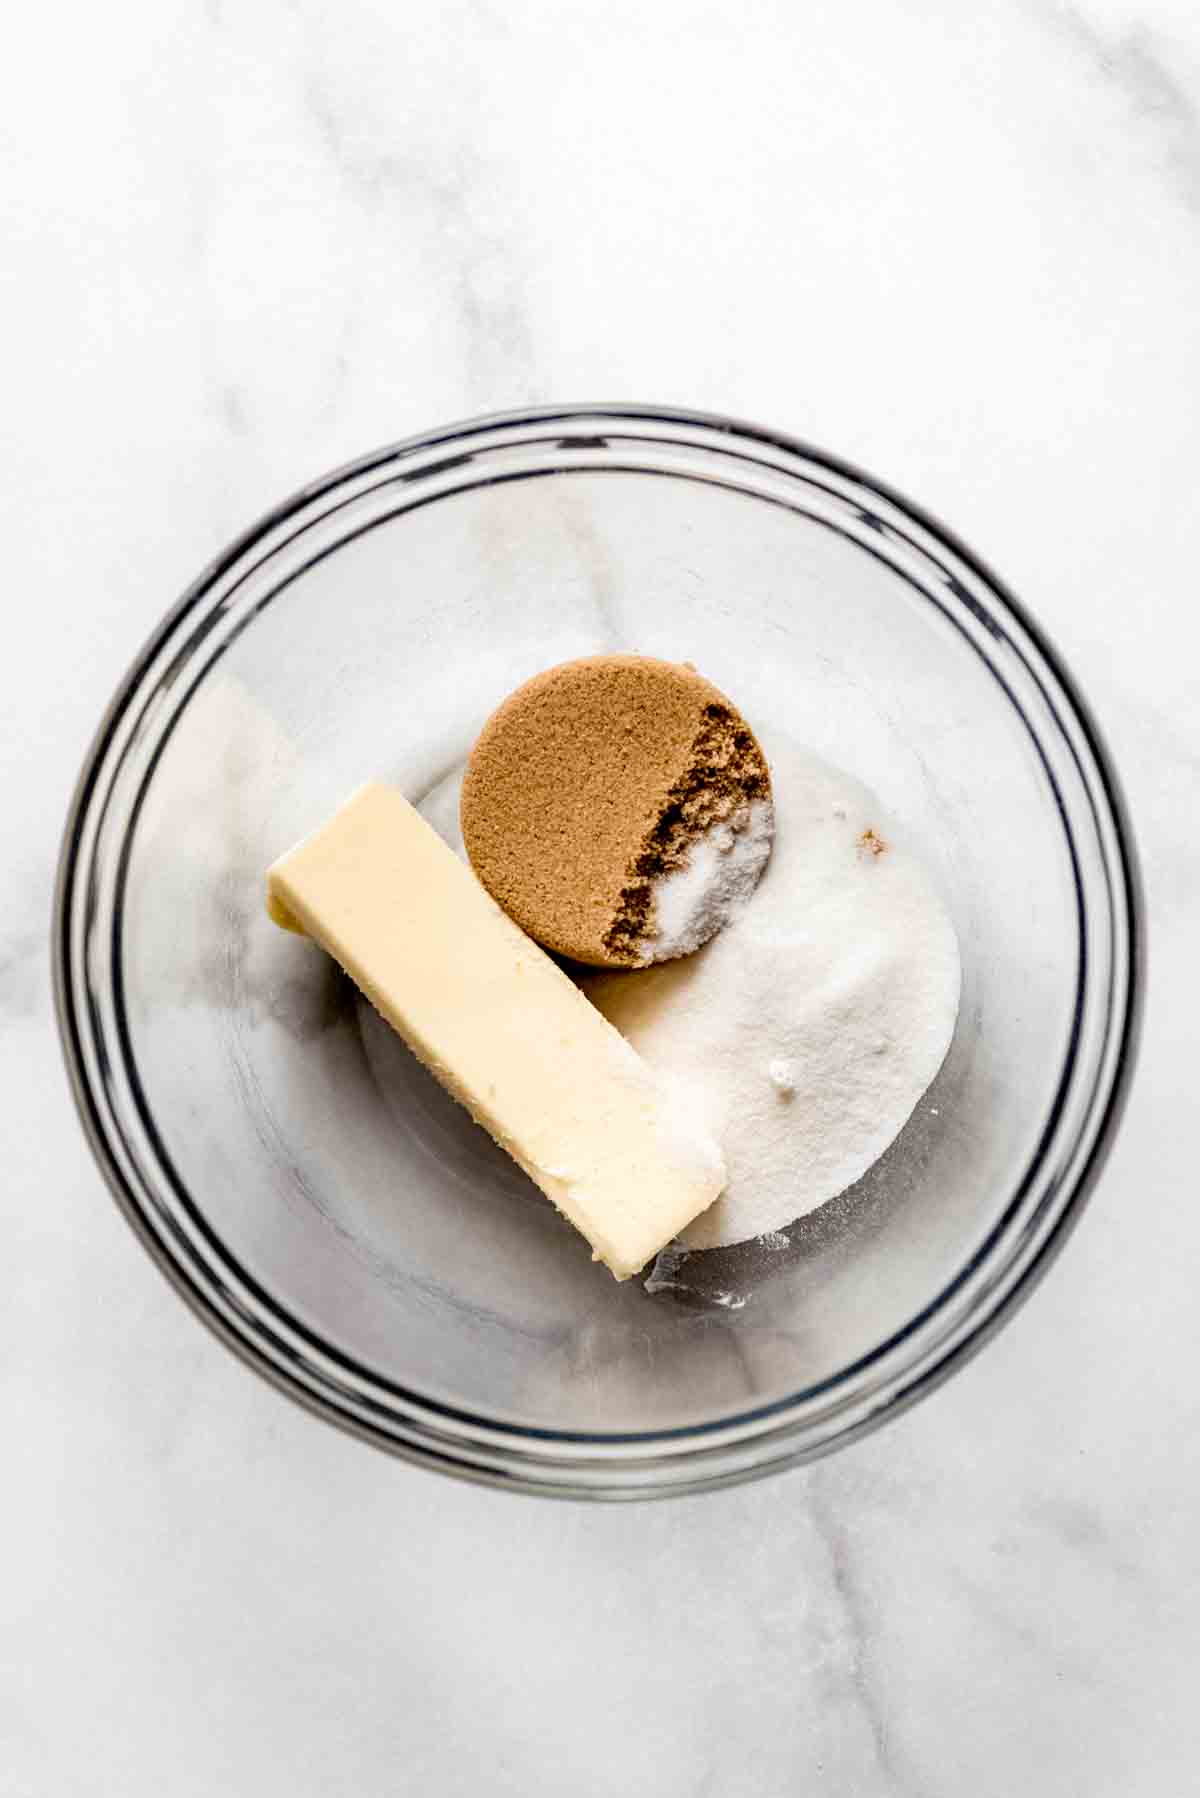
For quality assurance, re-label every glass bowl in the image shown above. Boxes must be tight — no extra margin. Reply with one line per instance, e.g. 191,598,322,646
53,406,1143,1498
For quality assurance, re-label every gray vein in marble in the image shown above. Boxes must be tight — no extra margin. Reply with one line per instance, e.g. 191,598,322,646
948,1560,1104,1694
300,58,538,403
220,384,250,438
0,927,47,1021
1099,697,1200,914
1050,5,1200,209
302,76,406,203
807,1467,917,1798
554,486,623,648
1023,1494,1157,1600
435,155,538,400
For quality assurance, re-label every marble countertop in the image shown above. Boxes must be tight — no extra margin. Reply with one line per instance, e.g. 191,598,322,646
5,0,1199,1791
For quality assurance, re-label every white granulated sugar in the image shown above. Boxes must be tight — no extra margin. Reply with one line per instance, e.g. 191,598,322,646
641,800,774,963
767,1058,797,1095
583,742,961,1250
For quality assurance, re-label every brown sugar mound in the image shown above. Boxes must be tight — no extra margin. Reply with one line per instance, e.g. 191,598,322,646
460,655,772,968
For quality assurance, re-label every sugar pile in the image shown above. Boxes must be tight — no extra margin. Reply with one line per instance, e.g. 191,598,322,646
642,800,775,963
582,740,961,1249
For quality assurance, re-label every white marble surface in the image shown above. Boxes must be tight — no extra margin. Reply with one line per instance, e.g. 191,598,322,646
3,0,1199,1790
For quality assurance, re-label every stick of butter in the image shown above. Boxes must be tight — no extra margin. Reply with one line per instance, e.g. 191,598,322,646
266,784,725,1279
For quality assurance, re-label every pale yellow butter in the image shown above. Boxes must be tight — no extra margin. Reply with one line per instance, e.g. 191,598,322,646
266,784,725,1279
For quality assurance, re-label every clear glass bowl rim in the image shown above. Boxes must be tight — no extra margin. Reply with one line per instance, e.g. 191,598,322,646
52,403,1145,1499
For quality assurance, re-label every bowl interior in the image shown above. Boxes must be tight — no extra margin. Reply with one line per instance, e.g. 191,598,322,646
108,440,1089,1438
